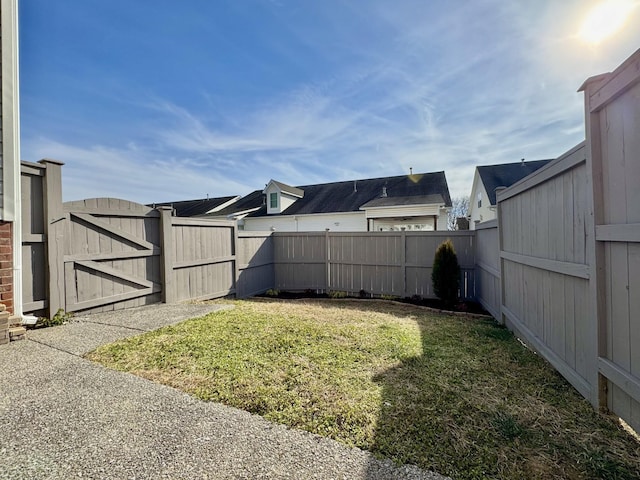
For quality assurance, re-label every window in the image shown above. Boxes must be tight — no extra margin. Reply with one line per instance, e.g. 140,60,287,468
477,192,482,208
270,192,278,209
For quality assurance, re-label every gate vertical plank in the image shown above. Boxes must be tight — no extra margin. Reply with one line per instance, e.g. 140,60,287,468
40,159,65,317
159,207,175,303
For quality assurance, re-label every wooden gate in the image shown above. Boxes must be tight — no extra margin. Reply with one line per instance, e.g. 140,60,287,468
63,198,162,314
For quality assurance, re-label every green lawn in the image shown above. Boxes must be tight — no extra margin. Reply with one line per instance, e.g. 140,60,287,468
87,299,640,480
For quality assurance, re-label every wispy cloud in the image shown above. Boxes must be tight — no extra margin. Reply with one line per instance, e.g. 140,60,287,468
20,0,640,204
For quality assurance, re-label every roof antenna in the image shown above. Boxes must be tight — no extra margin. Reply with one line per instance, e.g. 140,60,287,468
410,167,413,175
353,180,357,193
206,193,209,200
521,158,525,166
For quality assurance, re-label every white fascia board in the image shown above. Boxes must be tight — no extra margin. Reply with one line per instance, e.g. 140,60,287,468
205,196,241,214
361,204,443,219
227,207,261,220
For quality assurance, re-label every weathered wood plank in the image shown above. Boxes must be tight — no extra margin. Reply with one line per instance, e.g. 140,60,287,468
500,251,589,279
71,213,155,251
502,304,592,400
599,357,640,405
596,224,640,243
75,260,157,289
66,285,161,313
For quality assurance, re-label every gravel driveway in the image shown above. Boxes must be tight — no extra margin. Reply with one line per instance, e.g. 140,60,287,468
0,303,449,480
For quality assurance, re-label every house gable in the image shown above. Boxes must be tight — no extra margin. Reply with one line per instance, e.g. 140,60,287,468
263,180,304,215
477,159,552,206
469,159,552,229
468,169,493,228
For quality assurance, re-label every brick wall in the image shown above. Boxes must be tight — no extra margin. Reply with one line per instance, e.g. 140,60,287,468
0,222,13,314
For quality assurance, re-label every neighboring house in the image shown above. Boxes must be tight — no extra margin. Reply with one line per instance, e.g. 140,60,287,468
216,172,452,232
149,195,239,217
0,0,22,322
468,159,551,229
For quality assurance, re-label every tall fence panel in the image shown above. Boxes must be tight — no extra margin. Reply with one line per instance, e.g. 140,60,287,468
474,220,500,319
273,232,327,291
166,217,236,302
583,50,640,432
63,198,163,314
273,231,475,299
497,143,593,400
20,161,47,315
237,232,274,297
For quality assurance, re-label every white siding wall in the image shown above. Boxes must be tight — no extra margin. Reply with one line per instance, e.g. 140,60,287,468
244,212,367,232
371,216,435,231
363,204,441,218
469,172,495,229
438,207,449,230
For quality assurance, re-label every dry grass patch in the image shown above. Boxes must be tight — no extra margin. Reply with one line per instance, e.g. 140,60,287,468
88,299,640,480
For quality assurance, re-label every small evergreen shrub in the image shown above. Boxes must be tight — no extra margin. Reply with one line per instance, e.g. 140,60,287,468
431,239,460,306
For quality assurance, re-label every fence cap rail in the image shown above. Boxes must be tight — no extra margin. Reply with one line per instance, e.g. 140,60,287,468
38,158,65,166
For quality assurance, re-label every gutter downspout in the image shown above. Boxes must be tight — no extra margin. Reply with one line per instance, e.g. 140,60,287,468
2,0,22,320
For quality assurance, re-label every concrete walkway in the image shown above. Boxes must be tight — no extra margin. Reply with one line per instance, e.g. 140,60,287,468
0,303,448,480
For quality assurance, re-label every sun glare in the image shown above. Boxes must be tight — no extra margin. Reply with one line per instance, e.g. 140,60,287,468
578,0,637,44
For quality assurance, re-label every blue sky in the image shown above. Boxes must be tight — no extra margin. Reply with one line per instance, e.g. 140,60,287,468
19,0,640,204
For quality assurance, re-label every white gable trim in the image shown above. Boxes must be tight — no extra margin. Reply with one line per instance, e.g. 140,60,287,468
205,196,241,214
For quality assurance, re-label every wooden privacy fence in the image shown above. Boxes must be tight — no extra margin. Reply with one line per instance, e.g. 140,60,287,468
582,51,640,432
484,48,640,434
273,231,476,299
474,219,500,319
21,161,476,317
21,165,240,317
497,143,592,400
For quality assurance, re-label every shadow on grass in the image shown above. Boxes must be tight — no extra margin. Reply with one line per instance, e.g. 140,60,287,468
363,305,640,480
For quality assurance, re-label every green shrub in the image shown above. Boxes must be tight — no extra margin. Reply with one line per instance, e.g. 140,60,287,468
265,289,280,297
431,239,460,306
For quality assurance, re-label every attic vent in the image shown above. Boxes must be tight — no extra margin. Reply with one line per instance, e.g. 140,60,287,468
521,158,525,166
353,181,357,193
381,186,387,198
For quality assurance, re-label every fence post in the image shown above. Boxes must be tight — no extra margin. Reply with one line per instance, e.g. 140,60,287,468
495,186,507,326
232,221,240,298
582,76,609,411
39,159,65,318
401,230,407,297
325,229,330,293
158,206,175,303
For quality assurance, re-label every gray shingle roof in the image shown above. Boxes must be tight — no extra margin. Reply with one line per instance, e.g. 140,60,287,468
149,196,238,217
478,160,552,205
219,172,451,218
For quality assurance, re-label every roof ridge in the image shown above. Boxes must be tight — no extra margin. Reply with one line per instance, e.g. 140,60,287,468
295,171,444,189
477,159,553,169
